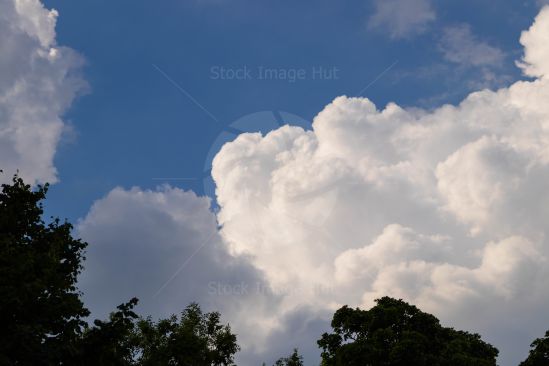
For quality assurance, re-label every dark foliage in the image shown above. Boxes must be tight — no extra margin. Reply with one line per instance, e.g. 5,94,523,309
317,297,499,366
520,330,549,366
71,298,139,365
273,348,304,366
132,303,239,366
0,175,90,365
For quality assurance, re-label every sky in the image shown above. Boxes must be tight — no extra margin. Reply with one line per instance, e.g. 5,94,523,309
2,0,549,364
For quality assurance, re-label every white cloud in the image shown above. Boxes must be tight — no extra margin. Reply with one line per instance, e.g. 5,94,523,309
209,6,549,365
368,0,436,39
358,234,546,312
77,185,270,317
334,224,452,285
0,0,86,184
435,136,528,234
518,6,549,78
439,24,505,67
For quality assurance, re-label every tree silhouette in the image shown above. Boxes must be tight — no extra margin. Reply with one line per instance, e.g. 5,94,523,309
71,298,139,365
132,303,239,366
275,348,304,366
318,297,498,366
0,175,90,364
520,330,549,366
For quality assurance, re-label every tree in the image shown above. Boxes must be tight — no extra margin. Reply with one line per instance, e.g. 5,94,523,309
71,298,139,366
273,348,304,366
70,299,240,366
132,303,240,366
0,175,90,365
317,297,498,366
520,330,549,366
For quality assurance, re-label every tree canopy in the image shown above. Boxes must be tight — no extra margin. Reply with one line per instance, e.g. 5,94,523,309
132,303,239,366
70,297,139,365
0,175,90,364
520,330,549,366
317,296,499,366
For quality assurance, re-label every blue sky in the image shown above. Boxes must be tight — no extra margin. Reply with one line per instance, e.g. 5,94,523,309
4,1,549,365
43,0,538,221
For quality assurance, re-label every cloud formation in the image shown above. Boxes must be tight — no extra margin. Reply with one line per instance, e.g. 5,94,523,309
368,0,436,39
78,6,549,366
210,6,549,365
77,186,271,320
0,0,86,184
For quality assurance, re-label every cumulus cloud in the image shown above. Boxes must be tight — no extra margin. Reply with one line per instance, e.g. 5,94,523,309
0,0,86,184
210,6,549,365
76,185,271,315
368,0,436,39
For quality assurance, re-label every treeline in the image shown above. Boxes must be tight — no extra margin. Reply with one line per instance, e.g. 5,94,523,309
1,175,547,365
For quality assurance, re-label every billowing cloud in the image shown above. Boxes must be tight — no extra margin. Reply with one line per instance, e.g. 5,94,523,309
77,185,273,318
0,0,86,184
210,6,549,365
368,0,436,39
